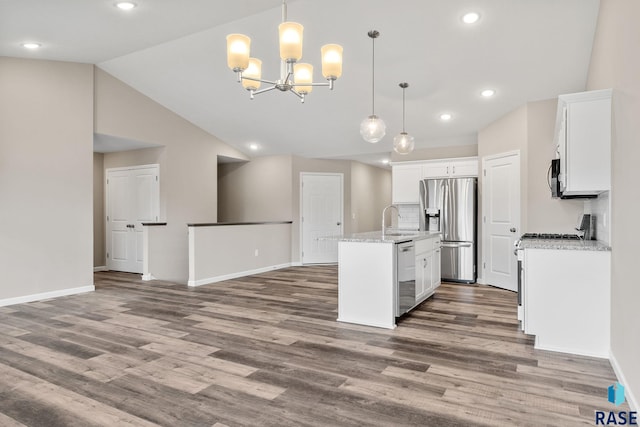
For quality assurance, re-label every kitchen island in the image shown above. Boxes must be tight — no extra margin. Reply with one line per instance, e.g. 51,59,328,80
332,230,441,329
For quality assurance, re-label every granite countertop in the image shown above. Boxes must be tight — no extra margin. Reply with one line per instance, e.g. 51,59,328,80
323,229,441,244
521,239,611,251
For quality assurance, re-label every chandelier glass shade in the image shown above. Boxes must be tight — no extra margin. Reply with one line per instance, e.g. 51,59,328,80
393,82,415,154
226,1,343,103
360,30,385,143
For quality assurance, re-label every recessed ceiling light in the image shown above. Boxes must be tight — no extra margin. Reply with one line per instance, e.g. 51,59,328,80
440,113,453,121
462,12,480,24
381,159,390,165
115,2,137,10
481,89,496,98
22,42,42,50
249,143,259,151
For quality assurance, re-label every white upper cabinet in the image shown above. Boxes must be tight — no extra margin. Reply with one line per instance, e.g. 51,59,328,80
392,157,478,204
392,164,422,204
554,89,612,196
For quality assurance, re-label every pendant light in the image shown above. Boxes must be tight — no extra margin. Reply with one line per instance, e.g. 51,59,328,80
360,30,386,143
393,82,415,155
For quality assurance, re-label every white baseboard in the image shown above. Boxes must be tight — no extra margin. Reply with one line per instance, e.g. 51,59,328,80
188,263,291,287
141,274,156,281
291,261,303,267
93,266,107,272
0,285,95,308
534,336,609,359
476,276,486,285
610,350,639,411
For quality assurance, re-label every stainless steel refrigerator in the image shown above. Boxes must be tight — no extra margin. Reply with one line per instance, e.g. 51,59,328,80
419,178,477,283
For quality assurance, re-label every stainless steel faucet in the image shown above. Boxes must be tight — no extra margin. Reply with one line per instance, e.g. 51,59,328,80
381,205,400,234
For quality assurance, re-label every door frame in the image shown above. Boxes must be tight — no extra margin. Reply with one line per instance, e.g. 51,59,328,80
299,172,344,264
480,150,520,288
105,163,160,274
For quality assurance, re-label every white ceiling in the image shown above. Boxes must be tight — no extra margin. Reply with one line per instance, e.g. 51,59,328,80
1,0,600,165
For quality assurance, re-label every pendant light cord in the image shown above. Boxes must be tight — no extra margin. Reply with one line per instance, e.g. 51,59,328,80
371,36,376,116
402,86,406,132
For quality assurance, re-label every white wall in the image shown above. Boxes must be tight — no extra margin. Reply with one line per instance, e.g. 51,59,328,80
0,57,94,301
586,0,640,410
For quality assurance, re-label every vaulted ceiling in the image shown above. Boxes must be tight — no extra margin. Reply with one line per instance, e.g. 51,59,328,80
1,0,600,165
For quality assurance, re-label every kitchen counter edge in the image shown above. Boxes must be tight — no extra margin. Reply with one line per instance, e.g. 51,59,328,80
521,240,611,251
323,230,441,244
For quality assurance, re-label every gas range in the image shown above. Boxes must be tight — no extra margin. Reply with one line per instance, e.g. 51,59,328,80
514,233,581,255
520,233,581,240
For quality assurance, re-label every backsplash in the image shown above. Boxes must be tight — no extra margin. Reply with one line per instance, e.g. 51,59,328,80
397,204,420,230
584,192,610,245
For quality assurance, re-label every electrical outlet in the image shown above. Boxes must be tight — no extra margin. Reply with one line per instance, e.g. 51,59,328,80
254,249,259,257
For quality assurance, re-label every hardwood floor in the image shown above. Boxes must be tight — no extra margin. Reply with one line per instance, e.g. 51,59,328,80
0,266,625,426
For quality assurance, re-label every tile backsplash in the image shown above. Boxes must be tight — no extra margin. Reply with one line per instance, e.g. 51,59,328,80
397,204,420,230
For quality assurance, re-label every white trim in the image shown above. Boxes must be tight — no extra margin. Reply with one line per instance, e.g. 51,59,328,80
105,163,160,173
389,156,478,167
482,150,521,162
141,274,156,281
0,285,95,308
476,276,486,285
337,317,397,330
187,263,291,287
300,172,344,265
291,261,303,267
533,336,609,359
94,266,108,272
610,350,639,411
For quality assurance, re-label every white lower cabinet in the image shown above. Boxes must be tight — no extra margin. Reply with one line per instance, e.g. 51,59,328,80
415,236,441,302
523,248,610,358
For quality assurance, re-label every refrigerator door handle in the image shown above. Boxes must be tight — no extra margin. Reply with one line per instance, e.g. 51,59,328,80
441,241,473,248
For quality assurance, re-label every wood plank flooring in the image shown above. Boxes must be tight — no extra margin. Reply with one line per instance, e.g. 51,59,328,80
0,266,625,426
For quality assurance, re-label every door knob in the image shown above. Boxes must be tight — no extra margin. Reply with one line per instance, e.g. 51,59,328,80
510,227,516,233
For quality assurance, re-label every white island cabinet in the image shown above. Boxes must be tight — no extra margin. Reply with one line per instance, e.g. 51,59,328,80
335,231,441,329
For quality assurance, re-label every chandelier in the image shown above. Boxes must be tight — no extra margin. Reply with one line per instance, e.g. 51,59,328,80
226,1,343,103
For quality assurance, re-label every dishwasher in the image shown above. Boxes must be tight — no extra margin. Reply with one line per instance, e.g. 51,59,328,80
396,241,416,316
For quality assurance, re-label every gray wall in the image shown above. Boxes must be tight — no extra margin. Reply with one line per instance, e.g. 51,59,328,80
0,57,94,300
218,155,293,222
351,162,392,233
587,0,640,408
218,155,392,264
94,67,249,283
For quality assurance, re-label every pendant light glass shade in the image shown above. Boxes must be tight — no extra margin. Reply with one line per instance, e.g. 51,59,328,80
361,30,385,143
393,132,415,154
226,34,251,71
360,115,386,143
278,22,304,61
393,82,414,154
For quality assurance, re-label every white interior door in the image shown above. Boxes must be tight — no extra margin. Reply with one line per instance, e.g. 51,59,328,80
482,152,520,291
106,165,159,274
301,173,343,264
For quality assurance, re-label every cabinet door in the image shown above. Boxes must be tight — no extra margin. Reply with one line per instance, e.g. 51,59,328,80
432,247,441,288
422,163,450,179
450,159,478,177
392,165,422,204
415,253,426,300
